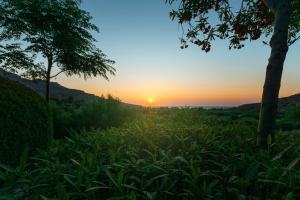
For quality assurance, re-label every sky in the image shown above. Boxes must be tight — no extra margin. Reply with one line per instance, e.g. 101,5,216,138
54,0,300,107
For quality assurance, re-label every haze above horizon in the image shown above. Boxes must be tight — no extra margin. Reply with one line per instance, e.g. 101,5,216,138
54,0,300,107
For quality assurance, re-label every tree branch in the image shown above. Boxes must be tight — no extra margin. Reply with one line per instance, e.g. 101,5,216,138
50,70,65,79
289,35,300,46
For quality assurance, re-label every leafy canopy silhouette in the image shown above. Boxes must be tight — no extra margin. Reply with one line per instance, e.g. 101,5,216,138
166,0,300,51
0,0,115,101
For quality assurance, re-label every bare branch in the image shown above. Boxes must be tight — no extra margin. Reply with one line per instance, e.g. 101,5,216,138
50,70,65,79
289,35,300,46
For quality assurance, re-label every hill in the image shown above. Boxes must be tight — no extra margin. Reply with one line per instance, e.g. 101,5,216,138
238,93,300,112
0,69,98,101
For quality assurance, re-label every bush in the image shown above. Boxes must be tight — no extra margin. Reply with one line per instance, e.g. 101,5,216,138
0,77,52,166
50,95,138,138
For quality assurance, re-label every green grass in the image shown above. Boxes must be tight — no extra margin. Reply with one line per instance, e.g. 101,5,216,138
0,108,299,199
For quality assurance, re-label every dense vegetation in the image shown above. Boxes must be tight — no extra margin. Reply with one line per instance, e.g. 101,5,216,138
278,104,300,131
50,96,139,138
0,77,52,166
0,106,299,199
1,1,299,198
206,103,300,132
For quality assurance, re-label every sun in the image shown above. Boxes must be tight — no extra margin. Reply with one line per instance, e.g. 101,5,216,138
148,98,154,104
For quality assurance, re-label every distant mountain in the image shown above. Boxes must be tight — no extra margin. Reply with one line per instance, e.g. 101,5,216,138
238,93,300,112
0,69,99,101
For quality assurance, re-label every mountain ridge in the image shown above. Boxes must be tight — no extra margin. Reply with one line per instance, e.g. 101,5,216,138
238,93,300,111
0,69,99,101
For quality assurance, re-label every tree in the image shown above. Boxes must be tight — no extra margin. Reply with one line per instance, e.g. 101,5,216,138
166,0,300,149
0,0,115,102
0,4,36,73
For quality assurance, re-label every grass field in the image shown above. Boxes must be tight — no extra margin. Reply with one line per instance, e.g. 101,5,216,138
0,107,299,200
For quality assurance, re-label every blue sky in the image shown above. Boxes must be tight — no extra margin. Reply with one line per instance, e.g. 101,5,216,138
55,0,300,106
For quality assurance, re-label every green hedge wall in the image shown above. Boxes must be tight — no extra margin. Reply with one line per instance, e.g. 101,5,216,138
0,77,53,166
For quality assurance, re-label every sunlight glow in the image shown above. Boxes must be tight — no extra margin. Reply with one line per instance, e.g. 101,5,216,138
148,98,154,104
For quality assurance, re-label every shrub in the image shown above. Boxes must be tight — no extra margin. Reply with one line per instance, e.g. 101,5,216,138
50,95,138,138
0,77,52,166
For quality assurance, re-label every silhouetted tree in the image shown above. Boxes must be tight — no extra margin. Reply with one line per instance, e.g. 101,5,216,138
167,0,300,149
0,0,115,102
0,4,35,72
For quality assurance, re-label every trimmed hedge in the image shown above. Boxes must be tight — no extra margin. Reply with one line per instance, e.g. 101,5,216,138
0,77,52,166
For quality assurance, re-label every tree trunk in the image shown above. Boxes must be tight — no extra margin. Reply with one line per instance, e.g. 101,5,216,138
257,0,291,149
45,57,52,103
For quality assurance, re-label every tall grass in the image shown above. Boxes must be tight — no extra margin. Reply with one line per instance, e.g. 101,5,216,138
0,108,299,199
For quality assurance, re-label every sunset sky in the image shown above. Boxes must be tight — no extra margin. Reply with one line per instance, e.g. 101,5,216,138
54,0,300,106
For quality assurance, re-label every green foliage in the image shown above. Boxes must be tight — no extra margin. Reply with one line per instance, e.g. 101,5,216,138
277,104,300,131
166,0,300,50
0,44,36,73
50,95,139,138
287,103,300,121
1,108,299,199
0,77,52,166
0,0,115,100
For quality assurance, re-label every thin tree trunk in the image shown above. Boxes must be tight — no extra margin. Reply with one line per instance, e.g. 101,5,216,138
257,0,291,149
45,57,53,103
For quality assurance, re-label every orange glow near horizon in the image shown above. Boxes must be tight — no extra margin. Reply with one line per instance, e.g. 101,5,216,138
96,89,262,107
57,83,299,107
57,75,300,107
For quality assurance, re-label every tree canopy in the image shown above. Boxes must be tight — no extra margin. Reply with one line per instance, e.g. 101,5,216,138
167,0,300,51
0,0,115,101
